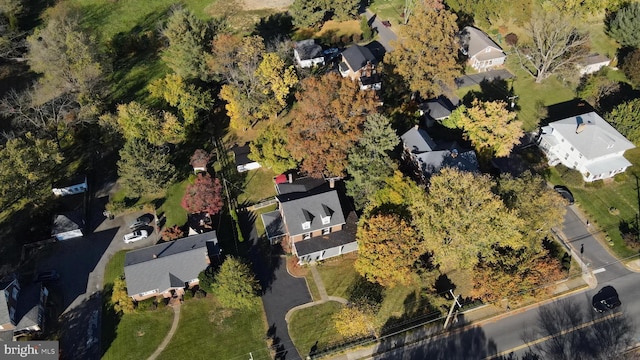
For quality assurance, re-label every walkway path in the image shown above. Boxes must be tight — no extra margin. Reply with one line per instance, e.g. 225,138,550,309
147,303,181,360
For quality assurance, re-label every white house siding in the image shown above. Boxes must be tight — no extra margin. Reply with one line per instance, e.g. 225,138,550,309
54,229,83,241
294,50,325,68
295,241,358,264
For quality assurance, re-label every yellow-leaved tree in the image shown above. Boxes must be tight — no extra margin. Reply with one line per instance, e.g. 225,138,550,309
332,303,378,338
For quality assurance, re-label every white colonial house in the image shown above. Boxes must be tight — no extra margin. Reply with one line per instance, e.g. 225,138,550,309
538,112,635,182
460,26,506,72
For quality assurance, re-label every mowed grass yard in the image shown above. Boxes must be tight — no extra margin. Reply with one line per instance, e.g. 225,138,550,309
101,250,271,360
549,147,640,259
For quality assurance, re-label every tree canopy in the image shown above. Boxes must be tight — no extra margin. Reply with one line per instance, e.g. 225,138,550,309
160,6,213,80
411,168,525,272
27,4,106,104
148,73,213,125
117,139,177,197
287,72,379,177
102,102,185,146
212,256,261,309
605,98,640,145
388,2,461,97
516,11,589,83
180,173,224,215
346,113,399,210
452,100,523,158
249,124,298,174
607,2,640,48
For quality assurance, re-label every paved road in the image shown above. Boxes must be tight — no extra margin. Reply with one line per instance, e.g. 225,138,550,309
455,69,515,88
364,10,397,52
372,206,640,359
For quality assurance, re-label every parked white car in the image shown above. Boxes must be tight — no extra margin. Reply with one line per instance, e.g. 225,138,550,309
123,230,148,244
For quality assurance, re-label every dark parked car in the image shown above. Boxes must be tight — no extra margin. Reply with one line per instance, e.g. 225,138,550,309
35,270,60,282
129,214,153,229
554,185,575,205
592,285,621,312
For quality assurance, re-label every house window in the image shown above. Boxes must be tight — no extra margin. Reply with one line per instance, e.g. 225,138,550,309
9,307,15,320
573,161,578,168
11,287,17,300
561,138,565,142
302,221,311,230
321,216,330,225
570,147,574,152
564,153,569,160
322,227,330,235
303,232,311,240
485,47,490,53
579,153,583,159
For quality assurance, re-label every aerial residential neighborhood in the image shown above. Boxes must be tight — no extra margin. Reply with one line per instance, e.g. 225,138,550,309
1,0,640,359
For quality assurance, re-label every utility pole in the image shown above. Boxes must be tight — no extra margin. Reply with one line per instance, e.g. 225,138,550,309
443,289,462,329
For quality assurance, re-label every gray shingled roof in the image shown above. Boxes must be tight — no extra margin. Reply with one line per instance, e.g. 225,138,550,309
416,149,479,175
401,126,437,153
420,98,454,120
342,45,377,72
232,144,254,167
124,232,219,297
581,54,610,66
14,284,43,331
461,26,504,59
52,211,83,235
261,210,286,240
295,39,324,61
276,177,326,195
548,112,635,160
0,281,13,326
279,190,345,237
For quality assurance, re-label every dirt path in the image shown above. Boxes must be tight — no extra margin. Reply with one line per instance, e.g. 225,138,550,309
242,0,294,10
147,303,181,360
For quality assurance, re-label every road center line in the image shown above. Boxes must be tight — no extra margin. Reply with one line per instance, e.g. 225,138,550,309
592,268,606,274
483,312,622,360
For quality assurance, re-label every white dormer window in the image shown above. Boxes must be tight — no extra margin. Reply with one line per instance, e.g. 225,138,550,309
302,221,311,230
485,47,490,53
322,216,330,225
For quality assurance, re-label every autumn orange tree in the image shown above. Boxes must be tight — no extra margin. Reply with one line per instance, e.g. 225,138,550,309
449,100,523,158
387,0,461,97
287,72,378,177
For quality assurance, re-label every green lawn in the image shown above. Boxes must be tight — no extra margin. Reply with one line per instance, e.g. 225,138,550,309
289,301,346,358
369,0,405,26
157,177,191,228
156,296,270,360
104,250,127,285
237,167,278,206
102,309,175,360
318,256,360,298
548,147,640,259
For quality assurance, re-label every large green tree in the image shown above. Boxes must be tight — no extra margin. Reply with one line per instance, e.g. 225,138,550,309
212,256,261,310
605,98,640,145
607,2,640,48
452,100,523,158
411,168,525,272
249,124,298,174
287,72,378,177
0,132,63,208
289,0,325,28
117,139,177,197
346,113,399,210
161,6,213,80
27,4,106,105
102,102,185,146
388,1,461,97
148,73,212,125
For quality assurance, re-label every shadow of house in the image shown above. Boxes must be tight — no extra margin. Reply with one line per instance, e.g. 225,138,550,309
123,231,222,302
261,176,358,264
0,276,48,340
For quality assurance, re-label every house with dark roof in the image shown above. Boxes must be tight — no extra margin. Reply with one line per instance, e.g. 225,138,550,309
232,144,261,173
123,231,221,301
0,277,48,340
52,174,87,197
419,96,457,128
401,126,478,180
339,45,381,90
261,178,357,264
294,39,325,68
538,111,635,182
52,211,84,241
578,54,611,75
460,26,506,72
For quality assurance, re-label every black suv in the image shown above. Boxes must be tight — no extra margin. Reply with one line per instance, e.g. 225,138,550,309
129,214,153,229
592,285,621,312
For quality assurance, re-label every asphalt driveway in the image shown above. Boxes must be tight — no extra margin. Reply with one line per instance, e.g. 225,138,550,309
242,210,312,360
